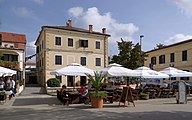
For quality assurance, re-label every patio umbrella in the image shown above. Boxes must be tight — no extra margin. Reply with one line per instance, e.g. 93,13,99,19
50,63,94,76
0,66,17,76
159,67,192,77
134,66,169,78
98,63,140,77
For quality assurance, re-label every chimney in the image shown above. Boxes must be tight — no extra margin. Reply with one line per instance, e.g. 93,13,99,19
89,25,93,32
102,28,106,34
66,19,72,27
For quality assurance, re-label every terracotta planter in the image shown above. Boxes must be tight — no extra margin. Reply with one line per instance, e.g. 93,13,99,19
90,97,103,108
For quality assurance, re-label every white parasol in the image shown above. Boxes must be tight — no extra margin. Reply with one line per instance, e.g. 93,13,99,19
98,63,140,77
50,63,94,76
134,66,169,78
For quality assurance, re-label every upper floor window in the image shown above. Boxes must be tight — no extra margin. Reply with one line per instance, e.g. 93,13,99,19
96,58,101,66
37,46,39,54
159,55,165,64
55,37,61,46
182,50,187,61
96,41,100,49
80,57,86,66
55,55,62,65
170,53,175,63
68,38,73,47
151,57,156,65
79,39,88,48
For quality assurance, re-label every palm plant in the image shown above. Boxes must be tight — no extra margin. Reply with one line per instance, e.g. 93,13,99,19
86,72,107,98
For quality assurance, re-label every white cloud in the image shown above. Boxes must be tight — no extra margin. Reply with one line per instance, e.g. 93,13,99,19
165,34,192,44
68,7,139,45
171,0,192,16
26,40,36,63
68,7,84,18
31,0,44,5
12,7,38,20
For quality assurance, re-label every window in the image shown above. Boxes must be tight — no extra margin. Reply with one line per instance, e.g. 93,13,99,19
170,53,175,63
42,41,44,49
79,39,88,48
2,54,18,62
80,57,86,66
56,76,62,83
159,55,165,64
67,76,74,87
96,41,100,49
55,37,61,46
96,58,101,66
55,55,62,65
68,38,73,47
151,57,156,65
80,76,87,86
182,50,187,61
37,46,39,54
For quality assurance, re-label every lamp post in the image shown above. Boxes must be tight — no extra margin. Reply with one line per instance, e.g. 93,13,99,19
140,35,144,51
139,35,144,66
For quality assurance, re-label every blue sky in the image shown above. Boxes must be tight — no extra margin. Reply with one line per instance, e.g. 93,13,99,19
1,0,192,63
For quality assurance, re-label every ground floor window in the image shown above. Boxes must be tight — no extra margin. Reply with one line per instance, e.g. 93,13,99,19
80,76,87,86
67,76,74,87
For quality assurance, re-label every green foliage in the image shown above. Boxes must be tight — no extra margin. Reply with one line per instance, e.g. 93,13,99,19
155,43,165,49
47,78,60,87
89,91,107,98
86,72,107,98
0,92,5,95
139,92,149,100
110,38,147,69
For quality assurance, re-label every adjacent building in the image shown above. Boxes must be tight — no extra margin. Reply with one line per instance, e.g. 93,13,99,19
144,39,192,82
0,32,26,91
35,20,110,87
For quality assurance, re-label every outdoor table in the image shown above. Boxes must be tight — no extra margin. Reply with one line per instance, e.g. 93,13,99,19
67,91,80,104
160,88,171,98
145,89,156,99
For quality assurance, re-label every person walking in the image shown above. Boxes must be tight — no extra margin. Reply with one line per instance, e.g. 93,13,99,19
10,77,15,97
0,77,5,91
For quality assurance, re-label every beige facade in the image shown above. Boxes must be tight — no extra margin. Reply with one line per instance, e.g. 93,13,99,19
144,39,192,83
35,20,110,87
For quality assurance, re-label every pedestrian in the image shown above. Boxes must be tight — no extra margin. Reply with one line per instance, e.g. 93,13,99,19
0,77,5,91
10,77,15,97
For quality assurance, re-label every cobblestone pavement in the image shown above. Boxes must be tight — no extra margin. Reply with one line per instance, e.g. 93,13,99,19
1,87,192,120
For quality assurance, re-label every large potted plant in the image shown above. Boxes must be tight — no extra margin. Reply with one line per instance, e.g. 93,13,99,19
86,72,107,108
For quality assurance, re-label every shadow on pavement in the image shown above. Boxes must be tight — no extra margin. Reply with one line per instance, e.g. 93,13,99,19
12,97,62,106
0,107,192,120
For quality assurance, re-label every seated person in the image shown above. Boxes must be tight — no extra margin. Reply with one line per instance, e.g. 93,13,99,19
60,85,69,105
79,86,88,103
79,85,85,94
60,85,68,98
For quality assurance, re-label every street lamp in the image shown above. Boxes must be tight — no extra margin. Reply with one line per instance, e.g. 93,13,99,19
139,35,144,66
140,35,144,51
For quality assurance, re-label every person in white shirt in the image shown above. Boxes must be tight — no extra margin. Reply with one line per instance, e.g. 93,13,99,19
10,77,15,97
0,77,5,91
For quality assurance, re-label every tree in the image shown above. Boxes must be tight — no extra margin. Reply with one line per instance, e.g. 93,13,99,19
110,38,147,69
155,43,165,49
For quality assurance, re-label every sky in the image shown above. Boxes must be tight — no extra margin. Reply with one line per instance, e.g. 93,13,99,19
1,0,192,63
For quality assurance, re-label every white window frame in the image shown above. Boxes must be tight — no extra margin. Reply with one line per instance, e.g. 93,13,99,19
95,57,102,67
95,40,101,49
55,54,63,65
67,37,74,48
54,35,62,47
80,56,87,66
